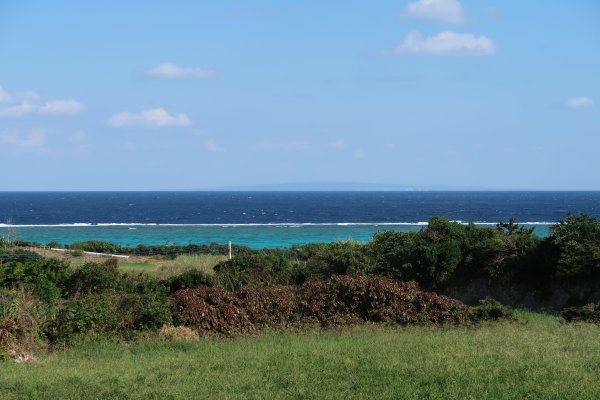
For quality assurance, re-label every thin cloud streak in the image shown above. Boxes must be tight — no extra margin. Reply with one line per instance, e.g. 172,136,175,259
147,63,216,79
107,108,192,127
402,0,466,24
566,96,593,109
392,31,495,56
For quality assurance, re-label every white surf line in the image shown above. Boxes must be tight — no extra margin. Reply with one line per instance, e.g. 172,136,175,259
0,221,556,227
49,248,130,259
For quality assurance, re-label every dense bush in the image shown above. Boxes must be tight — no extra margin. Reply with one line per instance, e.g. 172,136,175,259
48,291,134,342
48,287,172,344
216,249,293,274
214,249,301,289
561,303,600,324
0,258,70,302
368,217,542,288
168,269,214,293
469,297,515,321
368,219,470,287
215,241,375,288
304,241,373,279
0,248,44,263
172,275,470,337
68,240,125,254
45,261,173,343
62,261,121,296
121,274,172,331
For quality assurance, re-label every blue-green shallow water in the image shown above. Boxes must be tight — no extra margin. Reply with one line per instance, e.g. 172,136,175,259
7,224,551,249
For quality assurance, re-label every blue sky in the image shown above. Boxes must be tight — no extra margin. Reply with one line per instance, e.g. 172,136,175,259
0,0,598,190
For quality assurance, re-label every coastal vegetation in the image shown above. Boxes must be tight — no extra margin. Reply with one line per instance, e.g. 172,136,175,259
1,212,599,397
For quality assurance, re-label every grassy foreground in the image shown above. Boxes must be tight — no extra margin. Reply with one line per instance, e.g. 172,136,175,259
1,313,599,399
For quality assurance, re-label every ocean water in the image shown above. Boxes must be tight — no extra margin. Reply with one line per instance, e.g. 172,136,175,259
0,191,598,248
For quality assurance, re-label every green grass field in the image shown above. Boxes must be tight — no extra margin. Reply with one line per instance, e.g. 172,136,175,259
118,254,225,278
29,248,225,279
1,312,599,399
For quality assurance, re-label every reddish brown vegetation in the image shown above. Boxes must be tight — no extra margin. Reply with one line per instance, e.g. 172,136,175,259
172,275,470,336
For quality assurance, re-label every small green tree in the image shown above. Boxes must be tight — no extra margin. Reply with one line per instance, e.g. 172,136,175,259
496,218,535,236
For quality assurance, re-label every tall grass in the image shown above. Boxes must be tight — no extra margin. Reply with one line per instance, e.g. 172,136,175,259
1,312,599,399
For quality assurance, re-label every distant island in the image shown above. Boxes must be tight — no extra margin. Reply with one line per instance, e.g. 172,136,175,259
201,181,493,191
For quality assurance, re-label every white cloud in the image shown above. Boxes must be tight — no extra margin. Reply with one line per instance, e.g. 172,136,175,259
39,99,85,115
566,96,593,109
0,128,45,147
147,63,216,79
204,139,225,152
329,139,347,149
0,85,83,118
0,102,36,117
392,30,495,56
403,0,465,24
107,108,192,127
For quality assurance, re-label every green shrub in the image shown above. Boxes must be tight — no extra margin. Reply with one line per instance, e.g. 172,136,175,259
122,274,172,330
57,261,172,337
48,291,131,343
368,219,465,288
369,217,544,288
0,258,70,302
214,250,298,288
0,248,44,263
305,241,373,279
49,288,171,344
469,297,515,321
69,241,127,254
133,242,249,257
63,262,121,296
71,249,85,257
169,270,214,293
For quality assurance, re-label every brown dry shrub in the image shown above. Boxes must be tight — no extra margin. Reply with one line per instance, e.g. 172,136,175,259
1,289,47,361
172,275,470,337
158,325,200,342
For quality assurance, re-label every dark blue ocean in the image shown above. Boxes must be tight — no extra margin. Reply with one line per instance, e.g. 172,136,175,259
0,192,598,248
